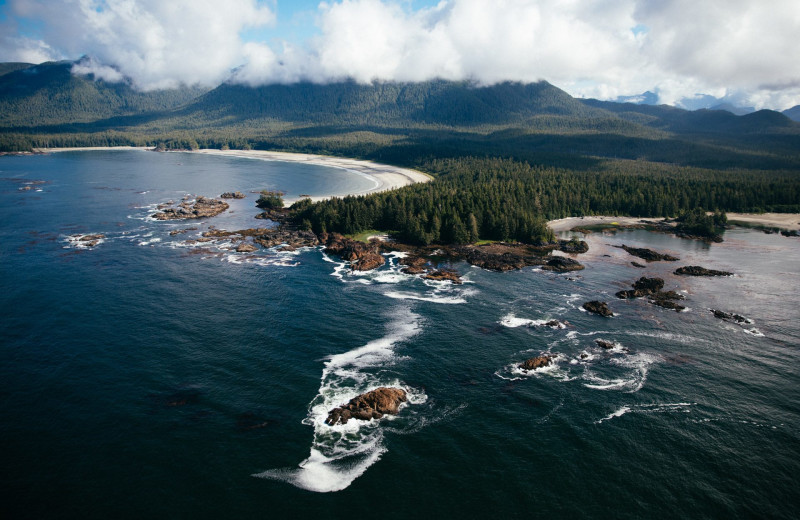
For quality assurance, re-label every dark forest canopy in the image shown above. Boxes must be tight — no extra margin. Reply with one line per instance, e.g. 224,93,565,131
1,60,799,244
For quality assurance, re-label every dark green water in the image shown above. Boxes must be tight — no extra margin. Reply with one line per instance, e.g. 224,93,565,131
1,151,798,519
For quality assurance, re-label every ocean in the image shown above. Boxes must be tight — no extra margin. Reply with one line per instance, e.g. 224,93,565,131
1,150,798,519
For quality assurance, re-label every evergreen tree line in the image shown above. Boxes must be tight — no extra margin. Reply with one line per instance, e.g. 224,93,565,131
292,157,800,245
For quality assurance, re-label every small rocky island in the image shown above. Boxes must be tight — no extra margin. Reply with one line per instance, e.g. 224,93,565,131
583,301,614,317
152,196,229,220
675,266,733,276
519,355,554,370
615,276,686,311
614,244,679,262
325,387,408,425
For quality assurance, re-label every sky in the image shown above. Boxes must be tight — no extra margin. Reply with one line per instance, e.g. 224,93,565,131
1,0,799,110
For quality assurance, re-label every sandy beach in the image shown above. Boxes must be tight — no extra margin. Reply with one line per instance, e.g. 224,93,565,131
548,213,800,232
39,147,432,202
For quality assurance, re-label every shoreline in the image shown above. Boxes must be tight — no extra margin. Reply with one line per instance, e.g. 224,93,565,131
39,146,432,203
548,214,800,232
29,148,800,230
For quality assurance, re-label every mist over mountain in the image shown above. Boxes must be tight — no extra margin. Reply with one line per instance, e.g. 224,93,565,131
0,60,208,127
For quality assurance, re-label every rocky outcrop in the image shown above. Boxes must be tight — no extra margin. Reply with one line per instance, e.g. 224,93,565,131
711,309,752,324
615,244,679,262
519,355,553,370
220,191,245,199
595,339,616,350
542,256,585,272
558,239,589,254
352,253,385,271
235,243,258,253
324,233,386,271
583,301,614,317
253,230,320,250
325,387,407,426
152,196,229,220
70,233,105,247
616,277,685,311
631,261,646,268
169,227,197,236
543,319,569,329
400,255,427,274
675,266,733,276
423,269,463,284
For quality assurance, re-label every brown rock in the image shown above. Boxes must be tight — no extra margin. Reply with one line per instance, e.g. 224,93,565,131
351,252,385,271
595,339,616,349
152,196,229,220
423,269,463,284
519,355,553,370
583,300,614,317
325,387,408,426
236,243,258,253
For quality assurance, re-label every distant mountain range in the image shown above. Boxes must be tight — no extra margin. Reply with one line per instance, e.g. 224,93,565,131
2,59,796,135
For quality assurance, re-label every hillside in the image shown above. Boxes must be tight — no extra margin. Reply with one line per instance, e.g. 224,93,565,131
0,60,208,127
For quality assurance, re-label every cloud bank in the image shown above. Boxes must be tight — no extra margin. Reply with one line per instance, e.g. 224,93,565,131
1,0,799,109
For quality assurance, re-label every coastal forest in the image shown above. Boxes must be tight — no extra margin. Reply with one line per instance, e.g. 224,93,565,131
2,59,800,244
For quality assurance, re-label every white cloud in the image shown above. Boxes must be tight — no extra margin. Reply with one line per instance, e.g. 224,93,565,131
3,0,275,90
1,0,799,109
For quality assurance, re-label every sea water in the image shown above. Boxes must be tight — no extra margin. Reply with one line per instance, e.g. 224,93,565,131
1,150,798,518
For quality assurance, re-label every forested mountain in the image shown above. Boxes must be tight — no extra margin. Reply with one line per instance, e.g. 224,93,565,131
186,79,613,127
580,98,797,134
784,105,800,122
0,60,208,127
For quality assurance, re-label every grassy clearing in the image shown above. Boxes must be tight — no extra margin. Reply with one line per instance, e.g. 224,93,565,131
346,229,391,242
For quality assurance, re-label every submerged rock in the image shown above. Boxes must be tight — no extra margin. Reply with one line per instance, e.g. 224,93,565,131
711,309,752,324
519,355,553,370
583,301,614,317
675,266,733,276
325,387,407,426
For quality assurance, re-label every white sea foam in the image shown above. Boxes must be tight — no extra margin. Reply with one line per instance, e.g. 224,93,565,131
138,237,162,246
583,352,659,393
256,308,424,493
743,328,765,337
384,291,467,304
595,402,695,424
499,313,568,329
595,406,631,424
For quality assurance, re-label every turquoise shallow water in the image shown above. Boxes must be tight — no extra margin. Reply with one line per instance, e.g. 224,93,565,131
1,151,799,519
